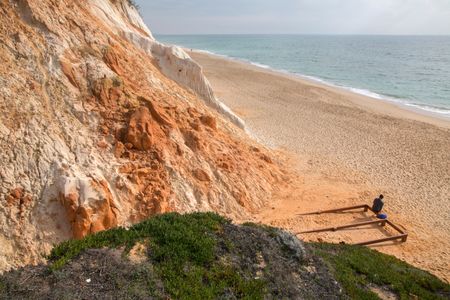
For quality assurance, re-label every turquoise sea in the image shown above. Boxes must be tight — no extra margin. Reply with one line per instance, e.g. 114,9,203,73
156,35,450,117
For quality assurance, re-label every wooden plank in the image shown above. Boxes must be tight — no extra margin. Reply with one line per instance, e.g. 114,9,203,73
295,203,409,246
298,204,370,216
299,219,387,234
354,234,408,246
386,220,406,234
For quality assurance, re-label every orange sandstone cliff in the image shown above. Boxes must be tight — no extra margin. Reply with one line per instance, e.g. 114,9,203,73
0,0,286,270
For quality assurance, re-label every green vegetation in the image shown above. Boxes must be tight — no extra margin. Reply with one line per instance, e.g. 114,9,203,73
311,243,450,300
242,222,278,236
112,76,123,87
49,212,265,299
3,213,449,299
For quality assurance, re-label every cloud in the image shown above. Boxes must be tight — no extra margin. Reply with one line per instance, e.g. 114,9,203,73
134,0,450,34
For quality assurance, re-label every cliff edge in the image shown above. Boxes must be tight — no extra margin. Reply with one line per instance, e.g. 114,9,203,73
0,0,285,271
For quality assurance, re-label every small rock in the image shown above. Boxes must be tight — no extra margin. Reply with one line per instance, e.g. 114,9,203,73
115,177,125,189
260,154,273,163
276,231,306,261
200,115,217,130
193,169,211,182
114,141,125,158
125,107,155,151
97,140,108,148
251,146,261,152
11,187,24,199
100,125,109,134
190,121,201,131
219,162,230,170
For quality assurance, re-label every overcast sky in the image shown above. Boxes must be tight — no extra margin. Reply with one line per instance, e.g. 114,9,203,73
134,0,450,35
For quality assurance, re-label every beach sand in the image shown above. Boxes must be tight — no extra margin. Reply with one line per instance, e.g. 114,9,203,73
190,51,450,281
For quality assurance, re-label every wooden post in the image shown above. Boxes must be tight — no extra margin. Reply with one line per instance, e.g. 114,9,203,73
355,234,408,246
386,220,406,234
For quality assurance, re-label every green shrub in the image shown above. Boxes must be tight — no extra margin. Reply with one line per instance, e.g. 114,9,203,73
311,243,450,299
49,212,265,299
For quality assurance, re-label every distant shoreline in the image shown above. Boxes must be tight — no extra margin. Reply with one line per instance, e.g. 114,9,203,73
186,48,450,128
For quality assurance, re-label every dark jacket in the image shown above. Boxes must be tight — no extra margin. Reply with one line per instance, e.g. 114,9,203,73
372,197,384,213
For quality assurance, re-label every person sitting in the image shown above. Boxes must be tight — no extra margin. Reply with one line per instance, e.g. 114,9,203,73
372,194,384,214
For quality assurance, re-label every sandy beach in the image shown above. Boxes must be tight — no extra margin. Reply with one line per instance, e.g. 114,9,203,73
190,51,450,281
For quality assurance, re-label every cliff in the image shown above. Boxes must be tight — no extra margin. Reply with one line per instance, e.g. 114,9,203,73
0,0,284,271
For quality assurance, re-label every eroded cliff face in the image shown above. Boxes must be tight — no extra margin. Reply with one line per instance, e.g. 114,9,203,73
0,0,285,271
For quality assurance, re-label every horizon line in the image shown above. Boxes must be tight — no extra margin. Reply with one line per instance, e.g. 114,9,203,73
154,33,450,37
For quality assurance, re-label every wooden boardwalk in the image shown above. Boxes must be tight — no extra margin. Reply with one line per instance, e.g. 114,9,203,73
297,204,408,246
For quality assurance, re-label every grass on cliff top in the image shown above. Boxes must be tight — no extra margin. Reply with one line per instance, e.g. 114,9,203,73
49,212,265,299
48,213,449,299
311,243,450,300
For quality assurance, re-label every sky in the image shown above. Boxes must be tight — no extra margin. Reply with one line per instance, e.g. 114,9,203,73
134,0,450,35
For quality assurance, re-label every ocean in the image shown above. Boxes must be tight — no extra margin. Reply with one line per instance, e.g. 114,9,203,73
156,35,450,117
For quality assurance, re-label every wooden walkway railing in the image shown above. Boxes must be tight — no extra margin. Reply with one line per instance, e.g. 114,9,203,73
296,204,408,246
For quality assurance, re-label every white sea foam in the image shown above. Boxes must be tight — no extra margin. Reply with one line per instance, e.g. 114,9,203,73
249,62,271,69
346,87,385,100
340,87,450,116
295,74,450,118
193,49,230,59
401,102,450,115
296,74,385,100
189,47,450,119
196,49,219,55
299,74,329,84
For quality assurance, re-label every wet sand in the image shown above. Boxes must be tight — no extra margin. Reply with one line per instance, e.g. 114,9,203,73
190,51,450,281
